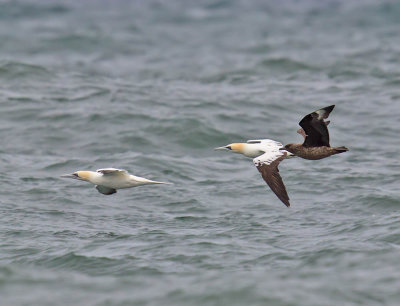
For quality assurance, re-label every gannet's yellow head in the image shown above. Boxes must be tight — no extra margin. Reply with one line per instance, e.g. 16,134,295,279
60,171,91,181
214,143,245,154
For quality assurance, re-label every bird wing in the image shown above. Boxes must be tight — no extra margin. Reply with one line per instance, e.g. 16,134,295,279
96,168,128,175
95,185,117,195
253,151,290,207
299,105,335,148
247,139,283,147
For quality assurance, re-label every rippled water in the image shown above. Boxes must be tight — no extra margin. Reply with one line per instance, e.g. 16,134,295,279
0,1,399,305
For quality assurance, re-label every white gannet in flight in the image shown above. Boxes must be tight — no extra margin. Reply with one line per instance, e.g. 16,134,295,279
215,139,294,207
61,168,171,195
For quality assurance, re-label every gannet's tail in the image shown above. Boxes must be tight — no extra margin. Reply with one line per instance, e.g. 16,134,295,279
146,180,173,185
135,176,173,185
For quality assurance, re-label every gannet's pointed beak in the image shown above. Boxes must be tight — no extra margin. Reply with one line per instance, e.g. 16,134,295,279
214,146,232,151
279,147,296,157
60,171,91,181
60,173,79,179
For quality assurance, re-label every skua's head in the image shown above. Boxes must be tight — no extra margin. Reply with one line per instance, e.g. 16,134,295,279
280,144,297,153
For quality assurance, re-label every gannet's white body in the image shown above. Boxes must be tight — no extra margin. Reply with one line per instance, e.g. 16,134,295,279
215,139,293,158
215,139,295,207
61,168,171,195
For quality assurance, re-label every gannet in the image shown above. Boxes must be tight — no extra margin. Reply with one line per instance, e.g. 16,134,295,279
216,105,348,207
61,168,171,195
282,105,348,160
215,139,295,207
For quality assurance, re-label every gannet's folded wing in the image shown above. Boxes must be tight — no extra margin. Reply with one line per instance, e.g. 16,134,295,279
253,152,290,207
96,168,127,175
96,185,117,195
247,139,283,147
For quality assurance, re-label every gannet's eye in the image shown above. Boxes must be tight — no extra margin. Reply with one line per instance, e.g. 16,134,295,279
73,173,79,178
226,146,232,150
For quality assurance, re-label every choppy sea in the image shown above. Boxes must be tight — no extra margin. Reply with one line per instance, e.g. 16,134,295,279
0,1,399,305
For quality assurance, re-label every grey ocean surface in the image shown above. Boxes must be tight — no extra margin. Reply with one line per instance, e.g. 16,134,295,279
0,0,399,305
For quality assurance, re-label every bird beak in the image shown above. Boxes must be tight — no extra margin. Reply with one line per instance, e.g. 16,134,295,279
60,173,79,179
214,146,231,151
279,147,285,151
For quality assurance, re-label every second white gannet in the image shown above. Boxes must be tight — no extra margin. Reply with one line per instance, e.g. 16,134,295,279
61,168,172,195
215,139,295,207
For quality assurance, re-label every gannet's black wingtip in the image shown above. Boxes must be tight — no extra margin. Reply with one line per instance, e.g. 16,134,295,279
96,185,117,195
254,154,291,208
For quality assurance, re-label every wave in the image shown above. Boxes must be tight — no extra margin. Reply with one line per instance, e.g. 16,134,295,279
258,58,319,72
0,2,69,20
0,61,52,79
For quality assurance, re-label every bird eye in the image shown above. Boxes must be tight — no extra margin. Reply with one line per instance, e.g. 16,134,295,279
226,146,232,150
73,173,79,177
